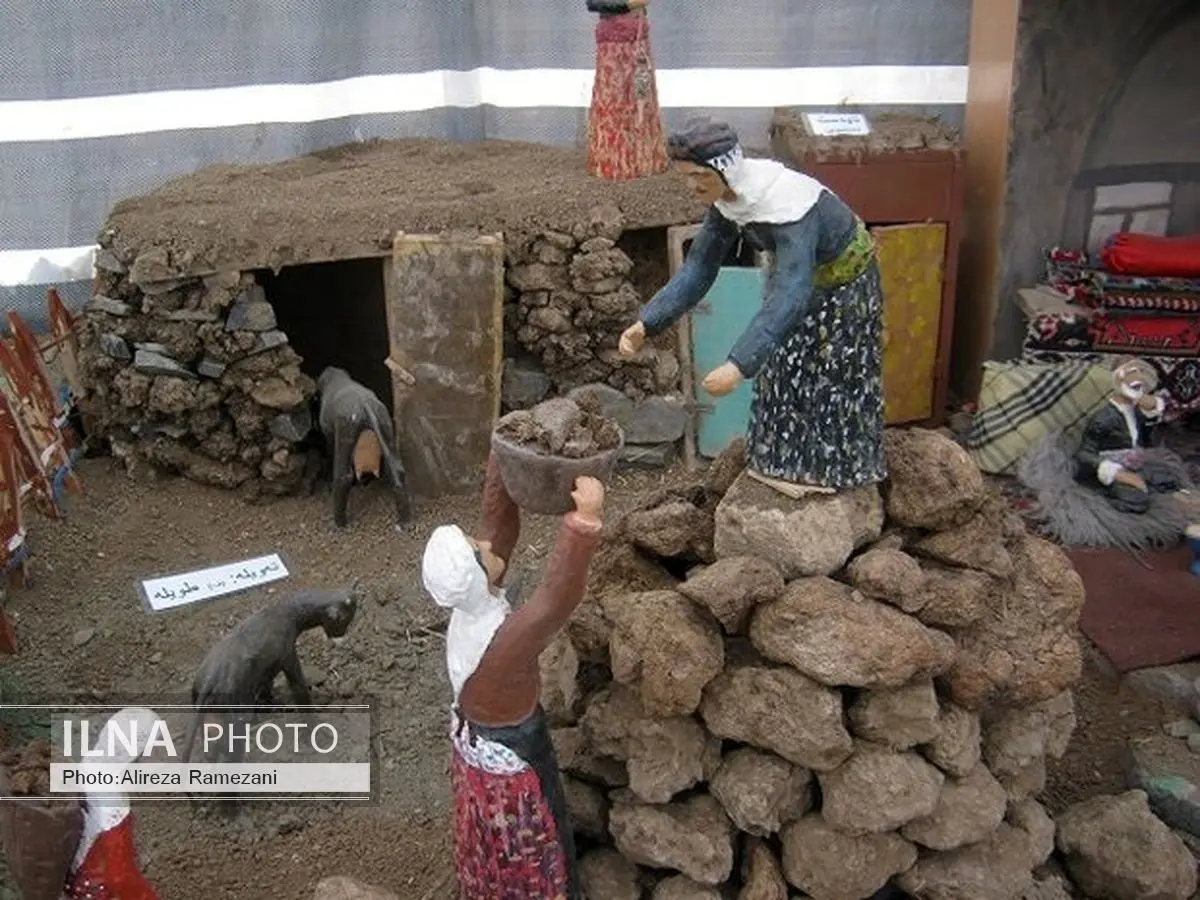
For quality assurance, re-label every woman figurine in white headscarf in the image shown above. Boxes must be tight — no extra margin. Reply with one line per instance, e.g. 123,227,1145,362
63,706,162,899
422,454,605,900
619,117,887,496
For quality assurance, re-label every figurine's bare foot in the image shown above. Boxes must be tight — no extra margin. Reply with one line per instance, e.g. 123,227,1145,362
746,469,836,499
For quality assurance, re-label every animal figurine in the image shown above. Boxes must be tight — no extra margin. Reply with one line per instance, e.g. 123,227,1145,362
182,587,358,765
316,366,413,529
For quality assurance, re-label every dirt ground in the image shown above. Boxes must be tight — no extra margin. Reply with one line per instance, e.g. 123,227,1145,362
0,456,687,898
0,455,1178,899
101,138,707,278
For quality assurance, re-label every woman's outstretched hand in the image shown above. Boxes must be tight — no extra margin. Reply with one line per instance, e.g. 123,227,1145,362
702,361,743,397
618,321,646,359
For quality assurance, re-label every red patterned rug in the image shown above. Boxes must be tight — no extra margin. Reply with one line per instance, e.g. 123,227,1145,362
1090,313,1200,356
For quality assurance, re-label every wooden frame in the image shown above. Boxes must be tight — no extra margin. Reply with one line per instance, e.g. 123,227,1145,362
45,288,83,404
0,292,88,653
800,150,967,426
667,223,701,470
666,224,772,467
951,0,1022,404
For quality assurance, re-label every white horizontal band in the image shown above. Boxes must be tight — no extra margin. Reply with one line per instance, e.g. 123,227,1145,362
0,65,967,144
0,65,968,288
0,246,97,288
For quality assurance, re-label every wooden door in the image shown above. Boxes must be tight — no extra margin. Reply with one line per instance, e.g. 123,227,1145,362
384,233,504,499
872,223,947,423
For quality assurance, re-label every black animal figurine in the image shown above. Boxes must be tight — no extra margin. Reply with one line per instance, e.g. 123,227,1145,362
316,366,412,529
182,587,358,766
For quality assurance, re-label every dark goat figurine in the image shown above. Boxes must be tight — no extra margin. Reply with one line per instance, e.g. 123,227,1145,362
316,366,413,528
182,587,358,765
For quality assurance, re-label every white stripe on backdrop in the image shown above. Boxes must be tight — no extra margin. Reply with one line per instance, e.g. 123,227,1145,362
0,65,968,143
0,64,969,287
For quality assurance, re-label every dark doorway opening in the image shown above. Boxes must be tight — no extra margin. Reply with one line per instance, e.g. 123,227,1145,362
257,257,393,412
618,227,671,300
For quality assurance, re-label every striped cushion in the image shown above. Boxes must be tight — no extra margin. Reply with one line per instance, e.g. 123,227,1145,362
965,360,1114,475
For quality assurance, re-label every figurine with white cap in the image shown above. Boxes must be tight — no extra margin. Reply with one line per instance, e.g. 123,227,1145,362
63,706,162,899
421,450,604,900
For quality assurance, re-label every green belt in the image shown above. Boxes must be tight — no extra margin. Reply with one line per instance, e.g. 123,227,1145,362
812,219,875,289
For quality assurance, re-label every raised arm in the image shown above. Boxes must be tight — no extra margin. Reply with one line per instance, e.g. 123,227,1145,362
479,479,604,671
476,451,520,566
726,211,819,379
640,207,739,337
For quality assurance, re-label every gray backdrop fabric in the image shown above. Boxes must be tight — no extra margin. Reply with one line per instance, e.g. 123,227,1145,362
0,0,971,326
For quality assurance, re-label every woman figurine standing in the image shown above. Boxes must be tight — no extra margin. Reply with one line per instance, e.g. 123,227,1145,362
585,0,669,181
619,118,887,494
422,453,606,900
63,707,160,899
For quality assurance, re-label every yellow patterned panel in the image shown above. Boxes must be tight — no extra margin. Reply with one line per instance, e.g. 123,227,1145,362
871,223,947,424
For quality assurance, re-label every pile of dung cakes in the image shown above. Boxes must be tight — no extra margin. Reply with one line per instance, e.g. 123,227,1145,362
503,202,680,402
539,428,1089,900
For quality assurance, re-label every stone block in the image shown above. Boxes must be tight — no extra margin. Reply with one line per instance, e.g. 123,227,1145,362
626,395,687,444
133,349,195,379
501,357,551,410
224,285,277,332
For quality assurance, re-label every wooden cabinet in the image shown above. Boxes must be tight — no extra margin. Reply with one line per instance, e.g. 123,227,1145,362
797,150,966,425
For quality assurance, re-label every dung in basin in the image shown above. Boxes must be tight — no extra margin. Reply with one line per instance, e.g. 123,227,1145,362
491,397,624,515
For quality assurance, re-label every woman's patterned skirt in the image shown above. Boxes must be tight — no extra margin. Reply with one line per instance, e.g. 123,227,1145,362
450,707,579,900
586,12,669,181
746,260,889,490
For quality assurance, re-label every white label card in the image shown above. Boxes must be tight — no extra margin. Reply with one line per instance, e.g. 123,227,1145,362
803,112,872,137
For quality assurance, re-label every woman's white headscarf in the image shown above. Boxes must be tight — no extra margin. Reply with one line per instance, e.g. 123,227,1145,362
712,150,826,228
422,525,511,702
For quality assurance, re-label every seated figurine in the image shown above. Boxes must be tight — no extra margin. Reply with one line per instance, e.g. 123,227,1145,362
1074,358,1179,514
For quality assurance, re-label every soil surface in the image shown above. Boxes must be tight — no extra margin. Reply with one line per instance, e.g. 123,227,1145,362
101,139,706,278
0,456,1180,898
0,740,53,799
769,110,961,163
0,456,682,899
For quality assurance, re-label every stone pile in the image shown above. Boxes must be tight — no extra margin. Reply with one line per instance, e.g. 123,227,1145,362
541,428,1092,900
503,202,681,404
77,243,315,494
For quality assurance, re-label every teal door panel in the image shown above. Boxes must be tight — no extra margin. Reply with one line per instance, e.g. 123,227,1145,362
689,266,766,458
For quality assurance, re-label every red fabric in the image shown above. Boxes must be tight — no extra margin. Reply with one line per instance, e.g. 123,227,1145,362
450,749,570,900
586,12,669,182
1089,313,1200,357
1101,233,1200,278
63,815,158,900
